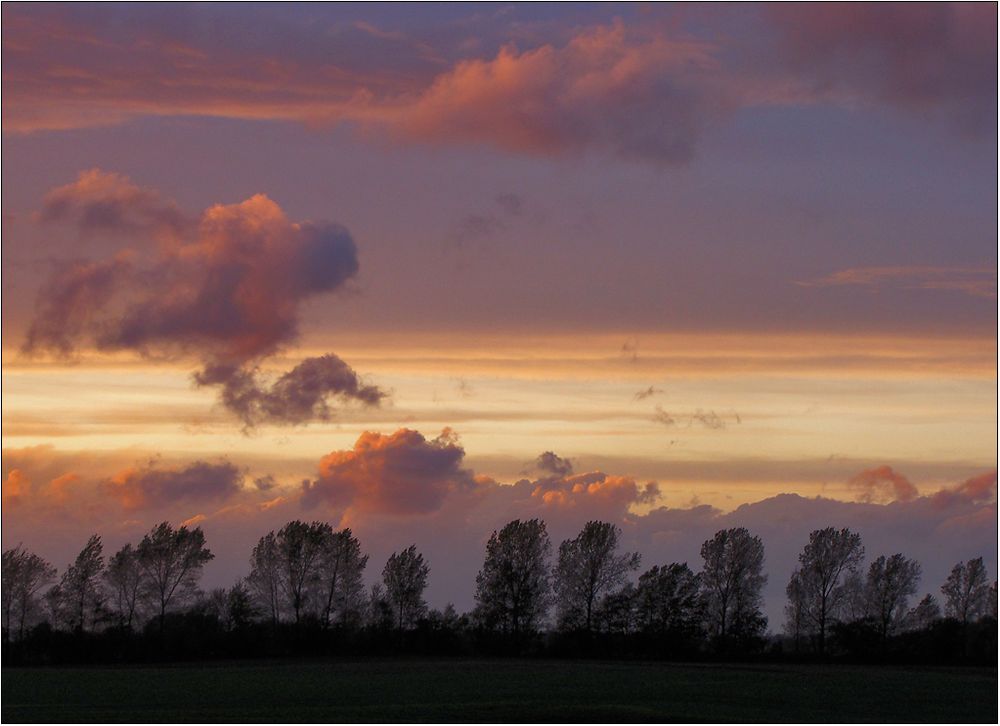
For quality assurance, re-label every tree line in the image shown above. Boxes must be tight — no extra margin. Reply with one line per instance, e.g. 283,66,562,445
3,519,996,664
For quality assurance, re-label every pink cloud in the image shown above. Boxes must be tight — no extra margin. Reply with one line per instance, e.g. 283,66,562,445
931,470,997,510
849,465,919,504
24,172,385,427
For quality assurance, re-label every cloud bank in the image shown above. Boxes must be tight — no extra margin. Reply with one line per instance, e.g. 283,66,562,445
3,432,995,625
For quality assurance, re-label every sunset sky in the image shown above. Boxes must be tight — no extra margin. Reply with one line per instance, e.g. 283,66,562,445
2,2,996,625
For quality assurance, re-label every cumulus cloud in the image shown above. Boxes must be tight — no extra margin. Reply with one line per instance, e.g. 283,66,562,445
197,355,385,430
534,451,574,477
23,254,133,356
849,465,919,503
931,470,997,510
106,460,244,510
531,472,660,511
301,428,480,515
38,168,188,238
23,172,385,427
383,21,726,163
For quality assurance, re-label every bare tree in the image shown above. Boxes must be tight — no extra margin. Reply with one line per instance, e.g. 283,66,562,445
941,557,990,624
105,544,143,629
54,535,106,633
474,519,552,638
700,528,767,642
2,545,56,641
383,545,429,630
864,553,921,642
247,531,282,625
316,527,368,628
136,522,214,630
789,527,864,654
554,521,640,632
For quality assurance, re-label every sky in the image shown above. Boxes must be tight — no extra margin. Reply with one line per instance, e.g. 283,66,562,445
2,2,997,628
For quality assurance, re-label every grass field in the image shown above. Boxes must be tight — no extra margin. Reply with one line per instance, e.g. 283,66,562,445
3,659,997,723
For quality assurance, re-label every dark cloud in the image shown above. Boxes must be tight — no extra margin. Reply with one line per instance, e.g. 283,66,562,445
652,405,675,427
23,255,133,356
633,385,664,401
652,406,726,430
253,475,277,491
766,4,997,134
106,460,243,510
451,192,525,249
199,355,385,429
534,451,574,477
23,174,385,427
690,409,725,430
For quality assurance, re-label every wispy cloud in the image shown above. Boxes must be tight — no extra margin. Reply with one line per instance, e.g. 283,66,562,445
798,266,997,300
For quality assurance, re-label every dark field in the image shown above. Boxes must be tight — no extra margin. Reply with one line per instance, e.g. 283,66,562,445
3,659,996,723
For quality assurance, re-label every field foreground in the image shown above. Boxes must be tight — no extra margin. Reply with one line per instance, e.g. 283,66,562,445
3,659,997,723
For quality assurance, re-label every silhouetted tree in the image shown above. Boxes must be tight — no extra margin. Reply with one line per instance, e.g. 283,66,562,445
316,527,368,628
105,544,143,629
838,571,868,624
789,527,864,654
274,521,327,624
383,545,429,630
785,571,807,651
595,583,638,636
941,557,989,625
199,582,257,631
364,583,395,630
635,563,702,639
700,528,767,642
554,521,640,632
902,593,941,632
53,535,105,633
247,531,282,625
136,522,214,631
2,546,56,641
474,519,552,639
865,554,920,642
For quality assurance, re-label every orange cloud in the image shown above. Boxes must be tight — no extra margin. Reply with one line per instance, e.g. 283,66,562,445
379,21,721,162
3,469,29,508
303,428,479,515
532,472,660,511
931,470,998,510
849,465,919,504
47,472,81,505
